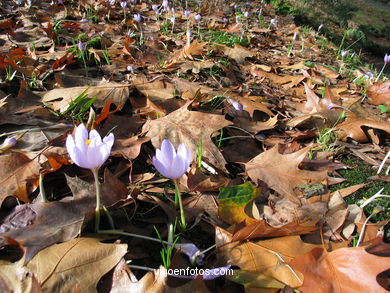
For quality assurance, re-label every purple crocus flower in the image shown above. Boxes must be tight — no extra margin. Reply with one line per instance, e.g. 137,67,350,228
0,137,17,150
175,243,205,265
152,4,158,11
293,32,298,41
133,13,142,22
243,11,249,18
203,265,232,280
120,1,127,8
66,124,114,170
152,139,191,180
184,10,191,18
384,53,390,63
363,72,374,79
227,98,246,111
318,24,324,31
162,0,168,10
270,18,277,27
170,16,176,24
223,17,227,23
109,0,116,4
78,41,84,51
194,14,201,22
341,50,348,58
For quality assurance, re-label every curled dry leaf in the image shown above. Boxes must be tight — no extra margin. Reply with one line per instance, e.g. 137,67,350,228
295,83,340,114
335,113,390,142
180,40,208,60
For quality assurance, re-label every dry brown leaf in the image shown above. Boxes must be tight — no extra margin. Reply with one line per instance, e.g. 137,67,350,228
218,43,254,64
232,220,319,242
335,114,390,142
233,115,278,133
125,265,167,293
0,260,41,293
0,150,40,204
40,81,129,112
27,238,127,293
295,83,339,114
367,80,390,106
216,227,304,288
187,165,230,192
180,40,208,60
245,145,328,197
142,101,233,171
314,64,340,79
132,75,174,104
289,246,390,293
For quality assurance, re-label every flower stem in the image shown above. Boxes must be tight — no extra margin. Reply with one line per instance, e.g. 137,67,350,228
92,168,101,232
375,63,387,83
173,180,186,230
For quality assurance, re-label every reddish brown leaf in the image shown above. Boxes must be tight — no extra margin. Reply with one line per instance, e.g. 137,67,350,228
245,145,328,197
232,220,318,242
367,80,390,106
0,151,40,204
289,246,390,292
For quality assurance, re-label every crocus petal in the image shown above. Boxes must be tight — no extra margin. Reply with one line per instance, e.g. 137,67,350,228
161,139,176,162
153,156,170,178
74,124,88,150
155,148,170,168
177,143,191,170
89,129,102,146
103,133,115,149
202,265,232,280
169,155,186,179
67,135,89,168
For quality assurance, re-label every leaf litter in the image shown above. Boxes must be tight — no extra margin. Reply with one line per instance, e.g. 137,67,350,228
0,0,389,292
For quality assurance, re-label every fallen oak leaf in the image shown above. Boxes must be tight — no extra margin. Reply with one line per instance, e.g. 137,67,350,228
217,43,254,64
366,80,390,106
335,113,390,142
180,39,208,60
40,81,129,112
288,246,390,293
295,83,340,114
245,145,328,198
0,150,40,204
231,219,319,242
0,259,41,292
216,227,305,288
26,238,127,293
142,100,233,171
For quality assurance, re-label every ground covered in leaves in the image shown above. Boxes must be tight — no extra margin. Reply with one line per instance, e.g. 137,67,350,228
0,0,389,292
